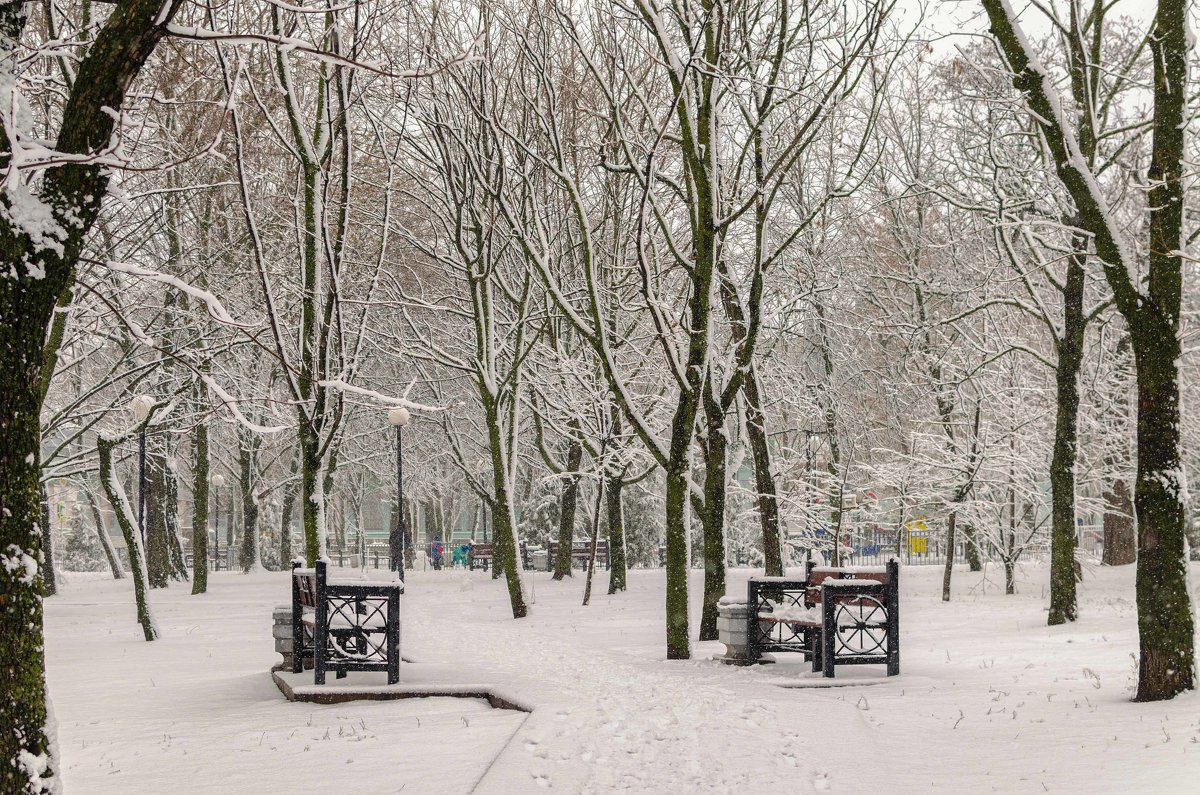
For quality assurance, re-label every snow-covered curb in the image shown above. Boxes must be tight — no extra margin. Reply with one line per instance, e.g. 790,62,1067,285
271,667,533,712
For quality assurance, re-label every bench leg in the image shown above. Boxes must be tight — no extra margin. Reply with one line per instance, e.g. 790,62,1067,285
388,593,401,685
314,627,327,685
822,595,836,678
822,627,835,678
292,627,305,674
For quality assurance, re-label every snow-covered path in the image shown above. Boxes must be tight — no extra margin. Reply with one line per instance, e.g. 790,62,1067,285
45,562,1200,793
407,566,1200,793
425,590,873,792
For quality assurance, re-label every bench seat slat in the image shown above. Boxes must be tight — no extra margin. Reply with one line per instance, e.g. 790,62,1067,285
758,615,822,628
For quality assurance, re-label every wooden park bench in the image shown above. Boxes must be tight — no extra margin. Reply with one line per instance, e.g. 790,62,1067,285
291,560,403,685
546,539,610,571
466,541,530,571
746,559,899,677
184,547,229,571
468,542,494,571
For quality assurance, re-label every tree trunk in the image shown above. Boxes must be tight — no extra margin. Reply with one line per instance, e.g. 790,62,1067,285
239,443,260,573
403,499,416,569
942,511,956,602
87,488,125,579
553,436,584,580
1048,253,1086,624
226,489,235,550
1102,478,1135,565
280,481,296,565
0,1,182,786
192,422,209,594
982,0,1194,704
0,319,54,794
661,359,705,659
698,381,727,642
963,524,982,572
98,439,157,642
582,478,604,606
1129,0,1194,700
146,450,171,589
300,429,321,565
164,463,188,581
743,369,782,576
1005,444,1017,596
606,471,627,594
1130,323,1193,700
483,391,527,617
39,481,56,596
489,500,502,579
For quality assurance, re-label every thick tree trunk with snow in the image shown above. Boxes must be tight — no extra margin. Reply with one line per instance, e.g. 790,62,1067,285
1129,321,1192,700
982,0,1194,700
0,2,179,786
0,324,53,792
553,436,584,580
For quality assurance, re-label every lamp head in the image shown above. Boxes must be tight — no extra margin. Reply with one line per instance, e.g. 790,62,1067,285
211,473,226,488
130,394,154,422
387,406,411,427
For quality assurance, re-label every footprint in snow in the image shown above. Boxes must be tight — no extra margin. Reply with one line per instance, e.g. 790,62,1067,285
813,772,831,790
533,773,551,788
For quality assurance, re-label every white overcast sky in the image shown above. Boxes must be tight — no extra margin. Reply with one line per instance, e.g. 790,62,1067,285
914,0,1159,53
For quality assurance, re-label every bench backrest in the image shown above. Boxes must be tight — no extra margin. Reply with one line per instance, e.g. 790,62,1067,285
805,560,896,606
470,543,494,557
548,539,608,556
292,562,319,608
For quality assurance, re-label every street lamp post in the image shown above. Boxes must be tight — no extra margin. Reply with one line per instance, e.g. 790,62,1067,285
211,473,225,570
130,395,153,546
387,407,411,579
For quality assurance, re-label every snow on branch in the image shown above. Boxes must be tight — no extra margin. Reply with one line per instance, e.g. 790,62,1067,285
317,379,449,414
165,24,481,79
101,259,257,330
202,372,290,434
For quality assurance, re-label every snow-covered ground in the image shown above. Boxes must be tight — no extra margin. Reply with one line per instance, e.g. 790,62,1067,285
45,561,1200,793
